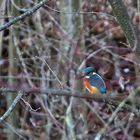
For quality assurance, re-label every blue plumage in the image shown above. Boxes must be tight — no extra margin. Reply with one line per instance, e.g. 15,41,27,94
89,74,106,94
82,66,96,74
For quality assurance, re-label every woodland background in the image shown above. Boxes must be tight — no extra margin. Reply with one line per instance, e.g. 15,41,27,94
0,0,140,140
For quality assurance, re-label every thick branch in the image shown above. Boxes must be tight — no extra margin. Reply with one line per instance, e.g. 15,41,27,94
0,0,49,31
0,92,23,122
108,0,140,55
0,88,140,117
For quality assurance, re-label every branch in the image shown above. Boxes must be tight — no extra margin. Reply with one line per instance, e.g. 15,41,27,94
0,0,49,31
108,0,140,55
0,87,140,117
0,91,23,122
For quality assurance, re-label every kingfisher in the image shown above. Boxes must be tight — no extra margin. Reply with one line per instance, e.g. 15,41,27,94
81,66,106,94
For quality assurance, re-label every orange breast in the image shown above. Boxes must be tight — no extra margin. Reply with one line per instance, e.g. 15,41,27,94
83,77,101,94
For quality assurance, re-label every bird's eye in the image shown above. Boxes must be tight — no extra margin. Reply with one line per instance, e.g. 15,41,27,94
87,71,93,75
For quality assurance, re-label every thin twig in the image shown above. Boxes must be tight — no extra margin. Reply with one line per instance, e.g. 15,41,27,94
3,121,25,139
21,98,40,112
96,95,131,138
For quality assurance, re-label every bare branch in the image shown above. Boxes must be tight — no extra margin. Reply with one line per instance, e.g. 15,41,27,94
0,0,49,31
0,91,23,122
0,87,140,117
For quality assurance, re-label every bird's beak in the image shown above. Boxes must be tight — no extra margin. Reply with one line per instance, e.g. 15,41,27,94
76,70,85,79
77,75,85,79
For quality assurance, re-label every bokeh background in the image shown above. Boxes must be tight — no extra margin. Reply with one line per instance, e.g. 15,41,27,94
0,0,140,139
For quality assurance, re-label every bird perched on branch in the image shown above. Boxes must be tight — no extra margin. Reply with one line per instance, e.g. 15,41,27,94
81,66,106,94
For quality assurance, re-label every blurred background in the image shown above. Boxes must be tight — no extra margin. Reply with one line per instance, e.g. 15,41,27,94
0,0,140,139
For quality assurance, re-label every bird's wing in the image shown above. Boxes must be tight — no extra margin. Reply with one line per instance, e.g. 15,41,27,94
89,73,106,93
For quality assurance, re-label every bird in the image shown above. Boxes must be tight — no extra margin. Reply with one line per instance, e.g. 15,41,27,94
81,66,106,94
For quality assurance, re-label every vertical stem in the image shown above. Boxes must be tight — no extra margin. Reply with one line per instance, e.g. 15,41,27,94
0,1,6,74
60,0,85,139
108,0,140,56
138,0,140,14
108,0,140,91
60,1,76,139
7,1,20,140
72,0,85,90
